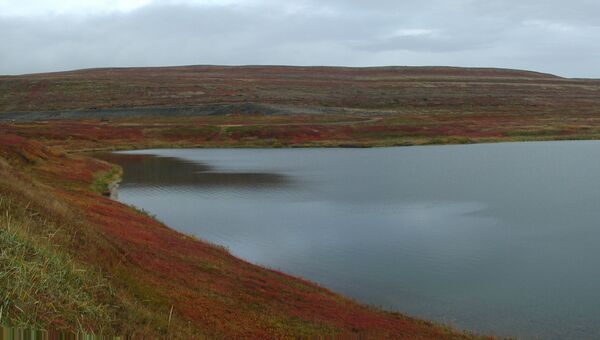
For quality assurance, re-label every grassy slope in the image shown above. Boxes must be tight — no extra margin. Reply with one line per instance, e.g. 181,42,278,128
0,133,481,338
0,198,115,333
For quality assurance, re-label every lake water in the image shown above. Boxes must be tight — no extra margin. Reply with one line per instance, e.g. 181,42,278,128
99,142,600,339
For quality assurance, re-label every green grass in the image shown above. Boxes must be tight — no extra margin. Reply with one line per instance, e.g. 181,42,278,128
91,166,122,195
159,126,220,139
0,197,116,334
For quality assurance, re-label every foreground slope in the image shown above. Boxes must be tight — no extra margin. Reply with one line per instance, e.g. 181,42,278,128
0,133,482,338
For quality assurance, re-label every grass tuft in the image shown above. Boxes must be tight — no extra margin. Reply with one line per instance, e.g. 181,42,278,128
0,197,116,334
91,166,122,196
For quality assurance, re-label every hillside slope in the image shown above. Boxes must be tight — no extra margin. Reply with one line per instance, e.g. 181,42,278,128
1,66,600,120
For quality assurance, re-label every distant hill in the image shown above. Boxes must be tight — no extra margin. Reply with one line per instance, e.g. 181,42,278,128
1,65,599,120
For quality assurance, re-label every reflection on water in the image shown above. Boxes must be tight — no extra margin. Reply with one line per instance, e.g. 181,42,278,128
103,143,600,340
96,153,291,188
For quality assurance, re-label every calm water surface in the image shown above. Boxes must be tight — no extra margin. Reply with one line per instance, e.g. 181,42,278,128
100,142,600,339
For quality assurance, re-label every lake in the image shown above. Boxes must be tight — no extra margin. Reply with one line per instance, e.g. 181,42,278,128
99,141,600,339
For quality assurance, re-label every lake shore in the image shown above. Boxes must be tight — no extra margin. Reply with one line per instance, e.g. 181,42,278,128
6,111,600,337
0,130,490,338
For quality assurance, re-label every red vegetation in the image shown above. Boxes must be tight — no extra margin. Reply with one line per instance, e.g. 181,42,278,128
1,65,599,116
0,133,480,338
0,133,54,165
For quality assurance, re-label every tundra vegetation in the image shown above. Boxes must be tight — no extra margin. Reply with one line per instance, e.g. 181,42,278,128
2,65,600,338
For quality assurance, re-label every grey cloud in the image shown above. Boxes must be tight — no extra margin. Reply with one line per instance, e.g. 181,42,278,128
0,0,599,77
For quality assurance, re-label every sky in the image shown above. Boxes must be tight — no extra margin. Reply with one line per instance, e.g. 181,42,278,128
0,0,599,77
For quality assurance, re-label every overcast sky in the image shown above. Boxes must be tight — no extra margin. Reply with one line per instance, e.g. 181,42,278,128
1,0,599,77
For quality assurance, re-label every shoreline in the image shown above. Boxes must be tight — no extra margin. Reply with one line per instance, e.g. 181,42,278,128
94,137,600,338
70,134,600,157
0,132,486,338
88,146,486,338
